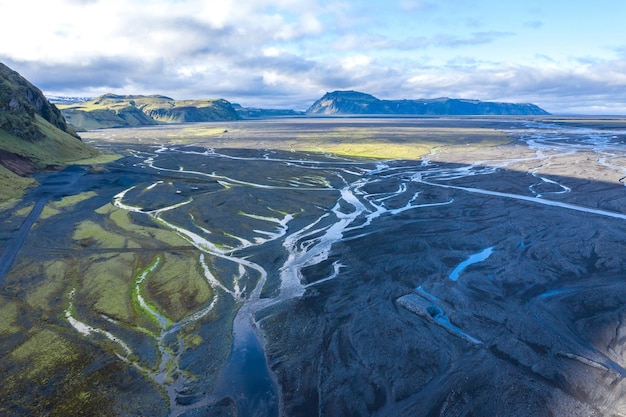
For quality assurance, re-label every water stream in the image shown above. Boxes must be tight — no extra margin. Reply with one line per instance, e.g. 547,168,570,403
212,305,278,417
60,121,626,415
449,247,494,281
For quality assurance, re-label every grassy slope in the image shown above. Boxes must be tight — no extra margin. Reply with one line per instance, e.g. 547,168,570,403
62,107,156,130
59,95,239,129
0,115,101,203
0,164,34,202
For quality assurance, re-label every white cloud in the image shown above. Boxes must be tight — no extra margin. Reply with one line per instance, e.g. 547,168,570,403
340,55,373,71
263,47,282,57
1,0,626,113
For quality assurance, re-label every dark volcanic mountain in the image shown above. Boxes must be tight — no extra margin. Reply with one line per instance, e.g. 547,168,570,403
307,90,550,116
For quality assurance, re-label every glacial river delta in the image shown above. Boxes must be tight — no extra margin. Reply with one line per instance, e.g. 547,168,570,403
2,117,626,416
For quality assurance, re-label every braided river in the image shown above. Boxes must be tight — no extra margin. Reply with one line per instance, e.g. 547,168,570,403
3,117,626,416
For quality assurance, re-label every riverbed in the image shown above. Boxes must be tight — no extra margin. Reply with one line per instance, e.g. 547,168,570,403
2,117,626,416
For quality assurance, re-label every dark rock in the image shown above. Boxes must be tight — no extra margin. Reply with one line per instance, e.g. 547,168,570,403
307,90,550,116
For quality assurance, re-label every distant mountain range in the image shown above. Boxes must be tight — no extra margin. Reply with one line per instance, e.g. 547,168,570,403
0,62,553,202
58,94,240,131
54,90,549,131
231,103,305,118
306,90,550,116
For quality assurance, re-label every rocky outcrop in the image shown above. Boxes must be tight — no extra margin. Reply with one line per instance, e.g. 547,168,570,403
307,90,550,116
141,99,239,123
0,62,79,140
0,63,98,202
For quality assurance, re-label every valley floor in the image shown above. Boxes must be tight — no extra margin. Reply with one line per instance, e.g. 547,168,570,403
2,117,626,416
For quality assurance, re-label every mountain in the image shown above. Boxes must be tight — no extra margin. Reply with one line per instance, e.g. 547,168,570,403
0,63,80,141
0,63,99,201
307,90,550,116
59,94,240,130
232,103,305,118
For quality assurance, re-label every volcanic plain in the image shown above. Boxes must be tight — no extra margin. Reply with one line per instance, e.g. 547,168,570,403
2,117,626,416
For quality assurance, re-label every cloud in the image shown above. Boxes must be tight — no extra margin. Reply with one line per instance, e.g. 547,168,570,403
402,59,626,114
6,45,626,114
1,0,626,113
1,57,149,92
334,31,512,53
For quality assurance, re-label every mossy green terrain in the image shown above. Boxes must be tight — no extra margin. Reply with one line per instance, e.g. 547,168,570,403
0,297,19,335
1,170,224,415
0,62,78,141
143,252,213,322
97,203,191,247
73,220,139,249
80,118,514,160
0,116,100,203
24,260,68,310
0,115,95,164
59,93,240,131
39,191,97,220
1,63,102,204
296,126,510,159
8,116,613,416
0,164,35,201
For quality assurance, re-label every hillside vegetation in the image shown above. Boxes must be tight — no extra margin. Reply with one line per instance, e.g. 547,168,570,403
307,90,550,116
59,94,240,130
0,63,100,202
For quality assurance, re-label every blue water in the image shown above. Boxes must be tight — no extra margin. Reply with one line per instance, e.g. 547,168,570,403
426,305,482,345
449,247,494,281
415,286,439,301
213,313,278,417
538,287,580,299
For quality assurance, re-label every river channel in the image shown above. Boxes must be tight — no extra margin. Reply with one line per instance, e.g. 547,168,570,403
3,118,626,416
107,119,626,415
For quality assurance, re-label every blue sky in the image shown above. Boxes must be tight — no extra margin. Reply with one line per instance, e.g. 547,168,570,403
1,0,626,113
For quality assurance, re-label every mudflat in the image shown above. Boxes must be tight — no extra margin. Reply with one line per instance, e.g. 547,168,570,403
2,117,626,416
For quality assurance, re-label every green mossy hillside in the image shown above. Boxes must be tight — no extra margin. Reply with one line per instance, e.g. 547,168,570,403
0,63,78,140
0,63,101,203
0,115,100,202
59,93,240,131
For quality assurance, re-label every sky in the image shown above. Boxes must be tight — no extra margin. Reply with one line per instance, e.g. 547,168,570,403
1,0,626,114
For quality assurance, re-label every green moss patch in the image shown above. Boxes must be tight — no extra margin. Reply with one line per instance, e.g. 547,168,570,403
73,219,139,249
143,252,213,322
10,329,79,380
0,297,20,335
25,261,69,310
296,126,511,159
40,191,97,220
0,164,36,203
100,203,190,247
80,253,136,321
